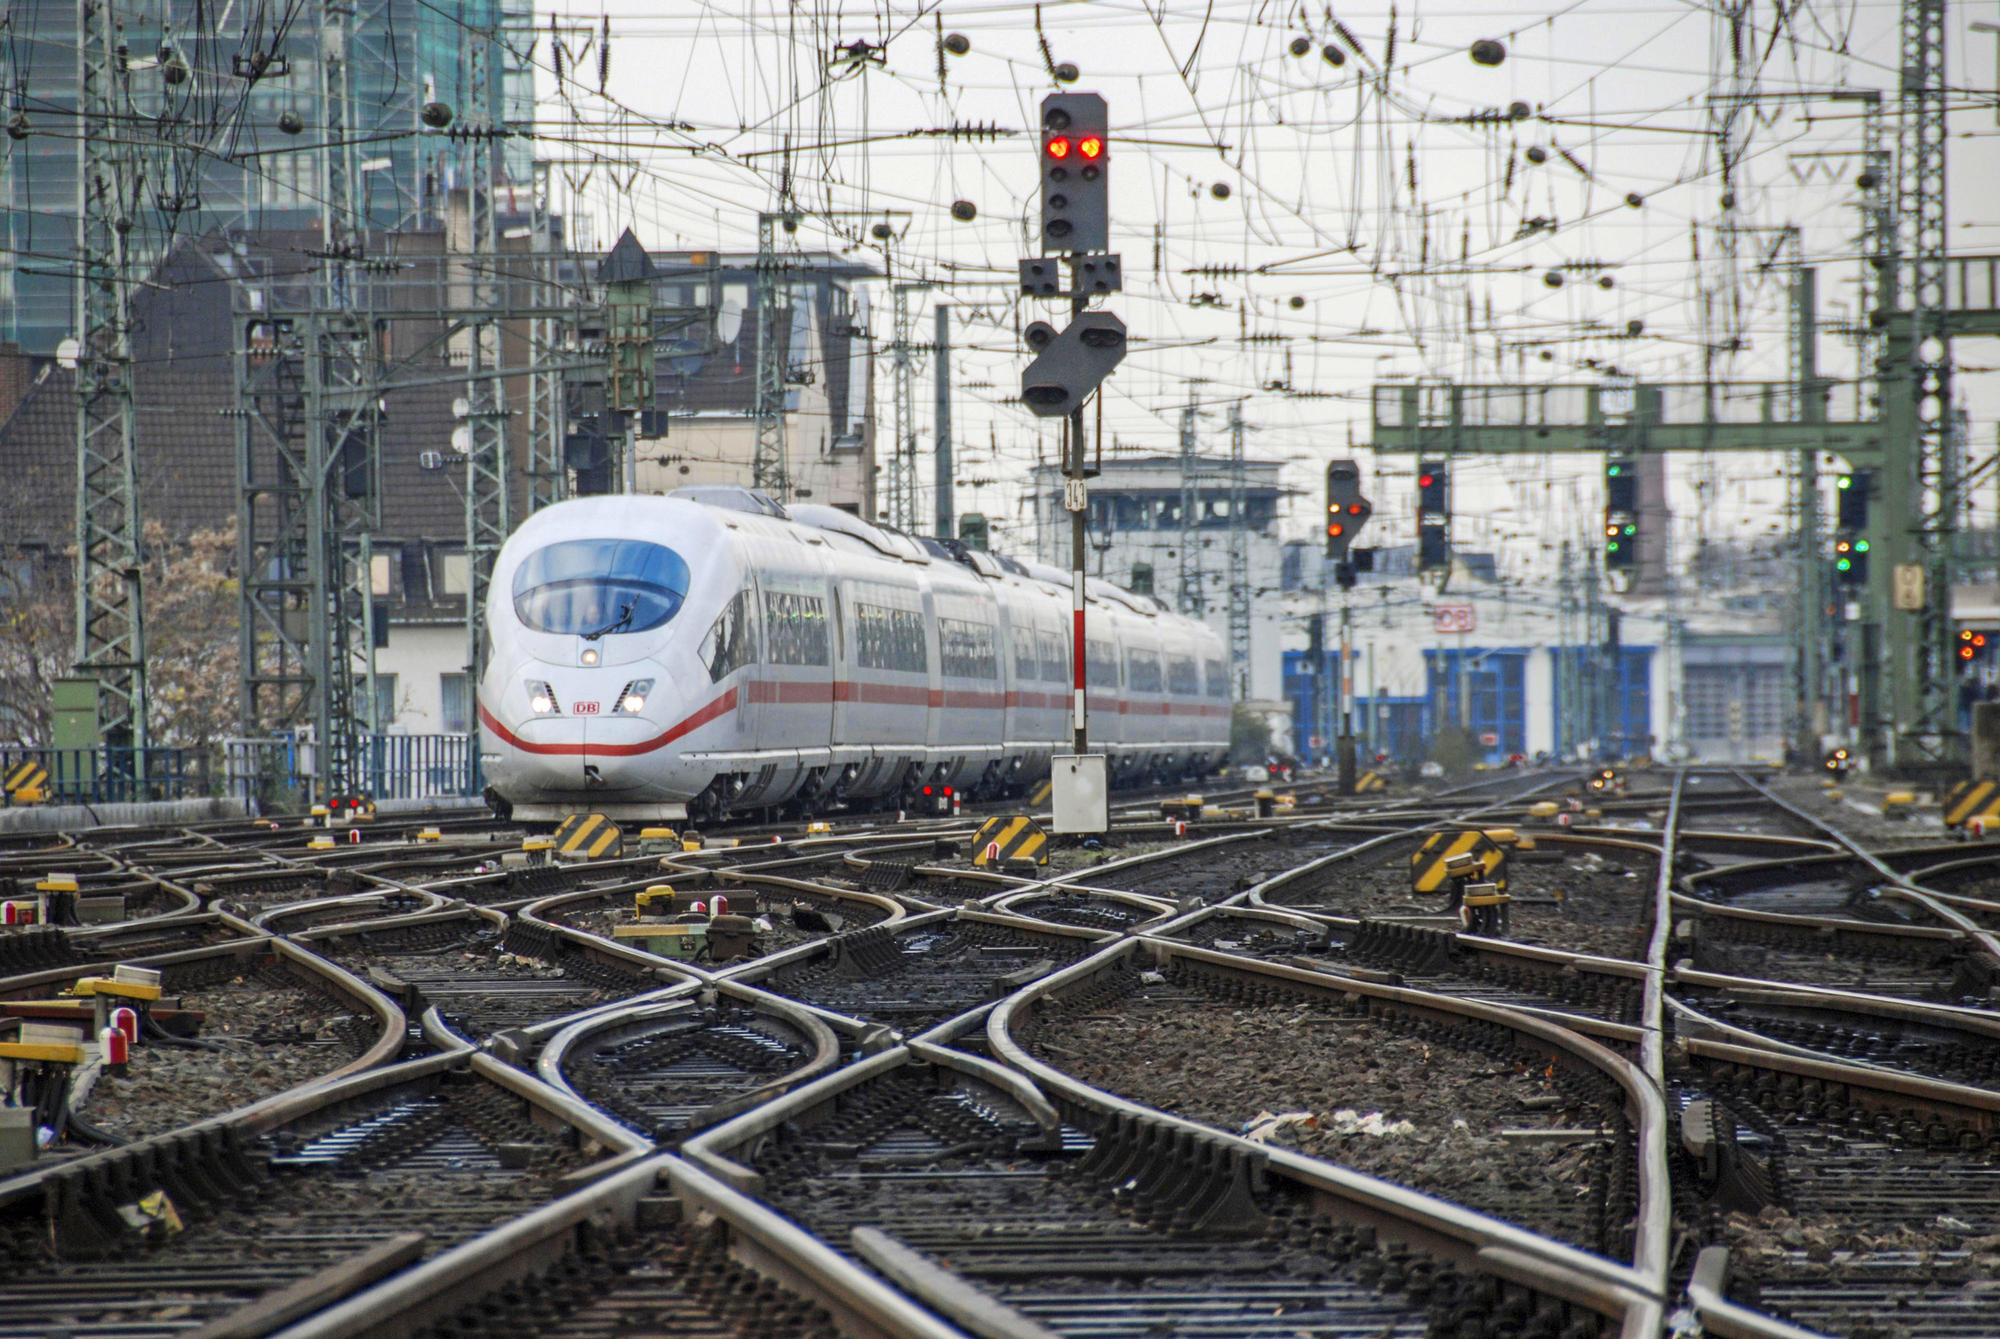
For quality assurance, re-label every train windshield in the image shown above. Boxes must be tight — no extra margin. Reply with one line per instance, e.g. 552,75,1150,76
511,539,691,638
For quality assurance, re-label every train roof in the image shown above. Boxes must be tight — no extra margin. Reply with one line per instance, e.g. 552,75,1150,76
665,487,1176,618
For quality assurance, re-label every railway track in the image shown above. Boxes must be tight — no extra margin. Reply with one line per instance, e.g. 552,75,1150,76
17,763,2000,1338
0,1050,641,1339
296,907,692,1051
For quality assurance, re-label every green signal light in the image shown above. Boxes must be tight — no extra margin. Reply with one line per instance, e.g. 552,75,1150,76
1607,464,1622,476
1607,541,1620,552
1854,540,1869,552
1623,524,1636,536
1836,475,1852,489
1836,558,1852,571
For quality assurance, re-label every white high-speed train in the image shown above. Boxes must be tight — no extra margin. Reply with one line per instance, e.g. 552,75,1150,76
478,487,1231,823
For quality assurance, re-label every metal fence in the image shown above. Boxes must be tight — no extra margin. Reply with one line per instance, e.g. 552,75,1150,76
0,745,211,805
222,734,481,811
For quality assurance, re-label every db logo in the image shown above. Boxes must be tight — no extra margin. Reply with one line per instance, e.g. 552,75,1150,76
573,701,601,715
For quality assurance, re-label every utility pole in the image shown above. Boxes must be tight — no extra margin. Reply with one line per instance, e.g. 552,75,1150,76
1226,401,1251,696
524,160,568,514
73,0,149,762
462,30,511,782
887,282,919,529
1176,396,1202,614
934,305,953,538
304,0,384,799
1792,267,1827,765
753,211,795,501
1879,0,1956,768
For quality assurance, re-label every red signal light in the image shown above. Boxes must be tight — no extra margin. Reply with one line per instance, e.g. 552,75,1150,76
944,787,954,796
922,785,933,795
1418,473,1434,488
1327,523,1344,537
1347,503,1363,515
1045,136,1071,159
1979,635,1989,648
1078,135,1104,159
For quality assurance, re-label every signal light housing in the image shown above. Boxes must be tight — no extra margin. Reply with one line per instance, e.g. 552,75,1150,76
1324,459,1372,562
1040,92,1108,253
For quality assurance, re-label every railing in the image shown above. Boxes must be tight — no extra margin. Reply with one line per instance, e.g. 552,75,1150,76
223,734,482,811
0,745,210,805
360,733,481,801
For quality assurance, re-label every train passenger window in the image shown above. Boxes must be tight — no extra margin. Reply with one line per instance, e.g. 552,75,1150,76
700,588,759,682
1087,640,1121,686
854,603,927,673
1167,655,1200,695
1204,658,1230,699
940,619,999,680
1039,629,1069,683
762,591,829,666
1126,648,1162,693
1012,626,1038,681
511,539,690,637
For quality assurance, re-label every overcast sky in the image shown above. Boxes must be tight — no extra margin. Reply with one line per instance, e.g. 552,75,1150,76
529,0,2000,579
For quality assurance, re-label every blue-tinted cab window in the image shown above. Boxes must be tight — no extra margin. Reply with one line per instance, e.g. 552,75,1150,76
512,540,691,638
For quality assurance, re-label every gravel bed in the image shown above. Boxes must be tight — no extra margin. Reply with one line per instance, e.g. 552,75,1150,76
1071,828,1374,903
1764,775,1961,850
1029,981,1624,1255
82,975,365,1138
548,889,880,962
1274,843,1658,962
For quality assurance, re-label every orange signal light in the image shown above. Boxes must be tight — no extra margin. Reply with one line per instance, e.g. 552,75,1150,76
1347,503,1364,515
1078,135,1104,159
1045,136,1072,159
1328,522,1345,537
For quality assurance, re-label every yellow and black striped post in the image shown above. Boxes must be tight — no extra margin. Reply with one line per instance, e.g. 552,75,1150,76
1410,830,1508,894
1943,780,2000,829
972,816,1049,867
552,812,624,860
1028,779,1054,807
1354,770,1387,794
1,760,49,805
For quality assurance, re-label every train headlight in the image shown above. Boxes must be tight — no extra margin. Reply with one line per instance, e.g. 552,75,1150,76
581,648,600,667
526,681,560,714
613,679,654,714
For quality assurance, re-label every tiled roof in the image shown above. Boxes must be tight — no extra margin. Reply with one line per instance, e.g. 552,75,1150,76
0,235,494,547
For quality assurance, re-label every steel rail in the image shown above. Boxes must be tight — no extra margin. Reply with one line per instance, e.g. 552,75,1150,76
985,935,1665,1338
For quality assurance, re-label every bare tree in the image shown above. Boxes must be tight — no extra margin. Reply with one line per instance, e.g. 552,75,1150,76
0,520,240,749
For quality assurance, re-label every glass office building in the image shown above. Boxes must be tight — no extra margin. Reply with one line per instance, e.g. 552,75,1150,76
0,0,535,354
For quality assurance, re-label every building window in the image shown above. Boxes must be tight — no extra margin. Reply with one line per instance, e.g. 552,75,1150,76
440,673,471,733
369,674,399,729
